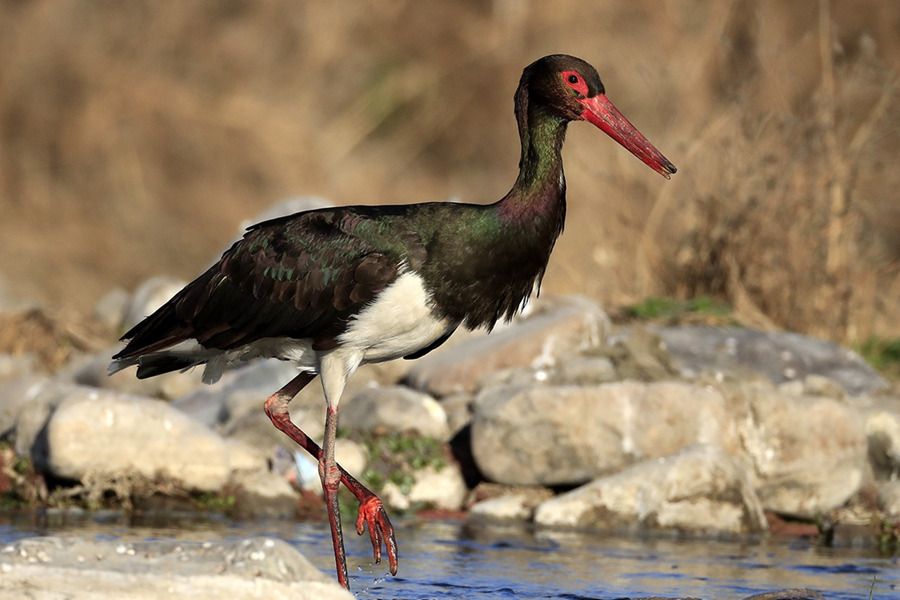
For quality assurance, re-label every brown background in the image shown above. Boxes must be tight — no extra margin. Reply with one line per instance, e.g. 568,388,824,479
1,0,897,342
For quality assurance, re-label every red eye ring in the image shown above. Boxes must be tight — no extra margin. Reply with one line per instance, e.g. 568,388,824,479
561,70,588,96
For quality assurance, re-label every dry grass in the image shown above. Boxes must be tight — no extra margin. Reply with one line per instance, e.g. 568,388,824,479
0,0,897,343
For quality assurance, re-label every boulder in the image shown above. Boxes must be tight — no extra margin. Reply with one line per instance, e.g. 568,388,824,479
470,487,554,522
440,393,474,437
172,359,302,428
93,287,130,333
61,345,204,401
230,469,298,518
341,386,449,440
45,387,265,492
0,536,352,600
471,381,738,486
657,325,887,396
0,375,82,456
863,396,900,478
407,296,609,396
291,438,368,493
877,480,900,517
382,464,468,511
121,276,187,331
534,445,766,534
736,383,868,517
0,353,35,384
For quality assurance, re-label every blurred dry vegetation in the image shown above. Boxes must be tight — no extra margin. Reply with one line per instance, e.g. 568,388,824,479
0,0,897,344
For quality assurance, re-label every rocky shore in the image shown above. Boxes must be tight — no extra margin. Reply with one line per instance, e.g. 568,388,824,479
0,204,897,596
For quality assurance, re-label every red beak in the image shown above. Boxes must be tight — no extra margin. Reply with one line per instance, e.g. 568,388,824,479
579,94,676,179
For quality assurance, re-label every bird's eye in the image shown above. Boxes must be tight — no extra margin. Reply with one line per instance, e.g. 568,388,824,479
562,70,588,97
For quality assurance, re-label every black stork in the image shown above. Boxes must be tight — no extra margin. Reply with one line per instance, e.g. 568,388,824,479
109,54,676,590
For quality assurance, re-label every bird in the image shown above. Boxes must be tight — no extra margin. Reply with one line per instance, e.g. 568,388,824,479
109,54,676,590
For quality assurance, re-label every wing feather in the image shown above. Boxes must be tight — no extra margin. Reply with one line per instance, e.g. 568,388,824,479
114,206,414,359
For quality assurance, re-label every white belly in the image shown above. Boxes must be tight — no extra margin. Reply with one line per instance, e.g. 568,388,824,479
339,271,453,363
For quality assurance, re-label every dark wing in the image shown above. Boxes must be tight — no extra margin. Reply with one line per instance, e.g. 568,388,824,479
114,207,407,360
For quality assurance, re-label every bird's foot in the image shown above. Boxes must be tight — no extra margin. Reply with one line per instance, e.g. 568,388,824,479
356,494,398,576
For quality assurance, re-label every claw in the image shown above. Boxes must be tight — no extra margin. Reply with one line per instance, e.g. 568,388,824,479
356,495,399,575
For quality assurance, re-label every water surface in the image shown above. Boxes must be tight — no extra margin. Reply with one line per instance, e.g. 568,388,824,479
0,513,896,599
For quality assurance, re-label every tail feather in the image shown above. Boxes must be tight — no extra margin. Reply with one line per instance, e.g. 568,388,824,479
108,352,204,379
113,268,219,361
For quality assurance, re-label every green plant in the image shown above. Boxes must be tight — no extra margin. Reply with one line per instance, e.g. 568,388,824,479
625,295,732,322
858,337,900,379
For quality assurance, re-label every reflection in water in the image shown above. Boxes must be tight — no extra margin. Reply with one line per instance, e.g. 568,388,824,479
0,512,896,599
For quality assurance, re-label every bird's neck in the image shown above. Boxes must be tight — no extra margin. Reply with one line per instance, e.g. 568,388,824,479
499,102,568,220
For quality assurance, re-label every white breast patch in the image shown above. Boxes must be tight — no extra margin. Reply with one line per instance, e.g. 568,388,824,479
339,271,453,363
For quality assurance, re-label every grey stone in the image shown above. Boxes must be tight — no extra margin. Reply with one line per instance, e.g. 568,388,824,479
407,296,609,396
877,480,900,517
441,393,474,437
0,353,35,383
470,487,554,522
862,395,900,478
0,536,352,600
342,385,449,440
172,359,301,428
534,445,766,534
61,345,204,401
382,463,467,511
290,438,367,493
0,375,80,455
555,355,617,384
122,276,187,330
45,387,265,492
657,325,887,396
471,381,739,486
230,469,298,518
93,287,130,333
736,382,868,517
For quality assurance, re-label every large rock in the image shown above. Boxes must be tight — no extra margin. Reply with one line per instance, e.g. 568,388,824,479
382,463,468,511
172,359,303,428
292,438,367,493
230,469,298,518
657,325,887,396
735,383,868,517
93,287,130,333
61,344,204,401
406,296,609,396
0,375,82,455
0,536,352,600
121,276,187,331
534,445,766,534
862,395,900,478
45,387,265,491
878,480,900,517
471,381,739,486
0,353,34,384
470,487,554,522
173,358,404,446
341,386,449,440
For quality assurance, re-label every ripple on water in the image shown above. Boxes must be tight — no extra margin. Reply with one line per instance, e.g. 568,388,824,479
0,514,897,599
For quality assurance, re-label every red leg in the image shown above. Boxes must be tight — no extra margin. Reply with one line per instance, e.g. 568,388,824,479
320,403,349,588
264,373,399,577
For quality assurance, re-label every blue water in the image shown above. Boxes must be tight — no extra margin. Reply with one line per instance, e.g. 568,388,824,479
0,512,897,599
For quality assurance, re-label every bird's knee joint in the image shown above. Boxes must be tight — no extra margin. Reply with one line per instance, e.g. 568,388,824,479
319,462,341,490
264,395,289,421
